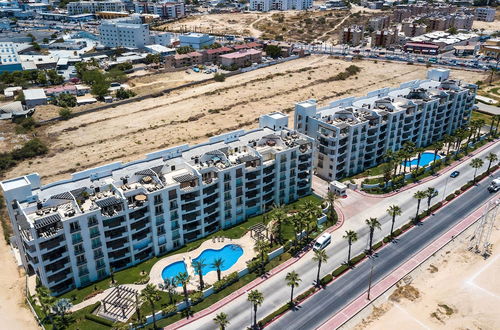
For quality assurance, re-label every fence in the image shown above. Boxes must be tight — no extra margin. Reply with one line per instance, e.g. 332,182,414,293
25,276,45,329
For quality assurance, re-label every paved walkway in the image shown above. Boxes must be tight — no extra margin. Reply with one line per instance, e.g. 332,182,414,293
317,194,498,329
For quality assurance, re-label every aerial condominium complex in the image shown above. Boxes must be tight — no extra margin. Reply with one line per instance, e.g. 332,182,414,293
0,113,313,294
294,68,477,181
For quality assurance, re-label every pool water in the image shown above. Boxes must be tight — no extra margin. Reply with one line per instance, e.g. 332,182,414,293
402,152,441,167
161,261,187,286
160,244,244,284
193,244,244,276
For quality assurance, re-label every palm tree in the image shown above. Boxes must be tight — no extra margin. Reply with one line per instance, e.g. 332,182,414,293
270,204,287,244
213,312,230,330
492,115,500,136
343,230,358,265
485,152,498,173
52,298,72,327
36,286,55,322
454,128,467,156
313,249,328,286
425,187,438,212
475,119,485,142
432,141,444,171
159,278,177,305
192,259,206,291
387,205,402,237
211,258,225,282
175,272,191,312
285,271,301,305
254,238,270,274
365,217,381,254
470,158,484,183
140,284,161,329
247,290,264,329
414,147,425,174
300,200,321,240
443,134,454,162
325,191,340,225
413,190,427,223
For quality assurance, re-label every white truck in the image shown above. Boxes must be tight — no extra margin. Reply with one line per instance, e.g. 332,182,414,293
488,179,500,193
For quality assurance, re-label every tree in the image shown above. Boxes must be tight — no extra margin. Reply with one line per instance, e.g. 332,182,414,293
313,249,328,286
414,147,425,174
59,107,72,120
343,230,358,265
425,187,437,212
489,67,497,85
413,190,427,223
247,290,264,329
55,93,77,107
432,141,444,171
254,238,270,274
52,298,72,327
91,80,110,100
140,284,161,329
285,271,301,305
36,286,55,321
264,44,282,58
116,87,135,100
211,258,224,282
270,204,286,244
387,205,401,237
145,53,162,64
177,46,195,54
213,312,230,330
46,70,64,85
470,158,484,183
447,26,458,35
485,152,498,173
443,134,454,162
36,71,47,85
365,217,381,254
159,278,177,305
175,272,190,312
214,73,226,82
31,42,41,51
300,200,321,240
192,259,206,291
324,191,340,225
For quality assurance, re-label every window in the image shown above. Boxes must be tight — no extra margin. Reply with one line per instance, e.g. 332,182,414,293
154,195,162,205
76,254,86,265
155,205,164,215
72,232,83,244
91,237,101,249
69,222,80,233
74,243,84,255
88,216,98,227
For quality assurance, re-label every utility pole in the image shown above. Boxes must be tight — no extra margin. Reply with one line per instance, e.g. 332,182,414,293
367,259,375,300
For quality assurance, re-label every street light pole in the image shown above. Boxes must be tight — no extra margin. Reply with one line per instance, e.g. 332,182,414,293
367,259,375,300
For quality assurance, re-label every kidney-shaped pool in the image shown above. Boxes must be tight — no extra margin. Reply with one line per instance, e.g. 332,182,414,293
161,244,244,284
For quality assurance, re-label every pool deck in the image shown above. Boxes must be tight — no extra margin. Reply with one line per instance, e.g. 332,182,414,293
149,232,256,291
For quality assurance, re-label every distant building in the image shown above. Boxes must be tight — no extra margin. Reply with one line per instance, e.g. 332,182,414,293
0,42,22,72
99,18,150,49
403,41,440,55
67,0,126,15
151,32,172,47
479,38,500,59
427,16,450,31
219,49,262,68
402,19,426,37
0,18,15,30
179,33,215,50
368,16,391,31
134,1,185,19
249,0,313,12
475,7,496,22
341,26,364,46
450,13,474,30
144,44,176,56
23,89,47,108
370,29,399,48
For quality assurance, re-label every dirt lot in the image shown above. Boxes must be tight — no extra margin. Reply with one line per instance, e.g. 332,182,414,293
347,211,500,330
4,56,486,183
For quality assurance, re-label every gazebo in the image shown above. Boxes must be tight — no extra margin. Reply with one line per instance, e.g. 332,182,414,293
249,223,268,241
98,285,139,322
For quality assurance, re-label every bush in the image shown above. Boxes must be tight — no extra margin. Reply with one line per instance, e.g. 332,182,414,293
401,223,412,231
350,252,366,265
84,314,114,326
134,275,149,285
332,264,349,277
372,241,383,251
321,274,333,285
247,259,260,273
393,228,403,237
116,87,136,100
11,138,48,160
162,304,177,316
461,182,473,191
59,107,73,120
454,189,461,196
214,73,226,82
189,291,204,305
258,303,290,328
294,287,316,302
445,194,455,201
429,202,443,212
383,236,391,243
54,93,77,107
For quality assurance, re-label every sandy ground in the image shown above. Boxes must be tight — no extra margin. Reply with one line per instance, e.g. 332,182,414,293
0,235,38,328
4,56,486,184
346,209,500,330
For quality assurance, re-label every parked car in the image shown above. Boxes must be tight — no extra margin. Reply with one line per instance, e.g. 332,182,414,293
450,171,460,178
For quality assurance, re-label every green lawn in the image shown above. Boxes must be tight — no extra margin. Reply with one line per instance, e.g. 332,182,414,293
471,109,494,127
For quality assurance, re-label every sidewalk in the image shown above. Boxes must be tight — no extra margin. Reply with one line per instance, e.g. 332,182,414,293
355,138,498,198
316,194,497,330
168,210,346,329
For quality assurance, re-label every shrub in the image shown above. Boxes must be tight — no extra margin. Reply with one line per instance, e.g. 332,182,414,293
134,275,149,285
332,264,349,277
454,189,461,196
116,87,136,100
429,202,442,212
401,223,412,231
372,241,383,251
295,287,316,302
350,252,366,265
226,272,239,285
321,274,333,285
461,182,473,191
214,73,226,82
11,138,48,160
54,93,77,107
162,304,177,316
383,236,391,243
247,259,260,273
59,107,73,120
258,303,290,328
84,314,114,326
189,291,203,305
393,228,403,237
445,194,455,201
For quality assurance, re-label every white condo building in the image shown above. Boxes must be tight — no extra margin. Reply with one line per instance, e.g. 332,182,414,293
67,0,126,15
475,7,496,22
249,0,313,11
99,17,150,48
0,113,313,294
294,69,477,181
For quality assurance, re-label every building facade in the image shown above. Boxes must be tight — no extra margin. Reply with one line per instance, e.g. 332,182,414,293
179,33,215,50
402,19,426,37
294,69,476,181
341,26,364,46
475,7,495,22
368,16,391,31
99,18,150,48
67,0,126,15
0,41,22,72
249,0,313,11
0,113,314,294
133,1,185,19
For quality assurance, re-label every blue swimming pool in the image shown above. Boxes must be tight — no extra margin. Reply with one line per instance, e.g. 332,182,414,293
193,244,244,276
160,244,244,284
402,152,441,167
161,261,187,286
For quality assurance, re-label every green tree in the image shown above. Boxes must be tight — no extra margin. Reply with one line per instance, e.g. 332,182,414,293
254,238,270,274
447,26,458,35
116,87,135,100
247,290,264,329
159,278,177,305
264,44,282,58
176,46,195,54
365,217,381,254
140,284,161,329
52,298,72,327
285,270,301,305
55,93,77,107
270,204,286,244
91,80,110,100
432,141,444,171
413,190,427,223
211,257,224,282
470,157,484,183
213,312,230,330
387,205,402,237
425,187,437,212
313,249,328,286
414,147,425,174
485,152,498,173
175,272,191,313
145,53,162,64
325,191,340,225
46,70,64,85
36,71,47,85
443,134,454,162
214,73,226,82
36,286,55,321
58,107,73,120
192,259,206,291
343,230,358,265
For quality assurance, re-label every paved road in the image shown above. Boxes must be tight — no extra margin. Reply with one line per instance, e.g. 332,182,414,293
270,175,499,330
179,140,499,330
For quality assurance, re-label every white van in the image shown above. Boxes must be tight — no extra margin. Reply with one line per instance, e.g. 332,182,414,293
313,233,331,251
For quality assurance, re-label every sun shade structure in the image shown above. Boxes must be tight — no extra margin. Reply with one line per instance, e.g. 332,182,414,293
173,173,198,183
99,285,139,321
95,196,123,208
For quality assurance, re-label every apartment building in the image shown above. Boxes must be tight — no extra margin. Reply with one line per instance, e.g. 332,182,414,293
370,29,399,48
220,49,262,68
294,68,476,181
450,13,474,30
341,26,364,46
402,19,426,37
427,16,450,31
99,18,150,48
249,0,313,11
475,7,496,22
368,16,391,31
67,0,126,15
0,113,313,294
134,1,185,19
179,33,215,50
